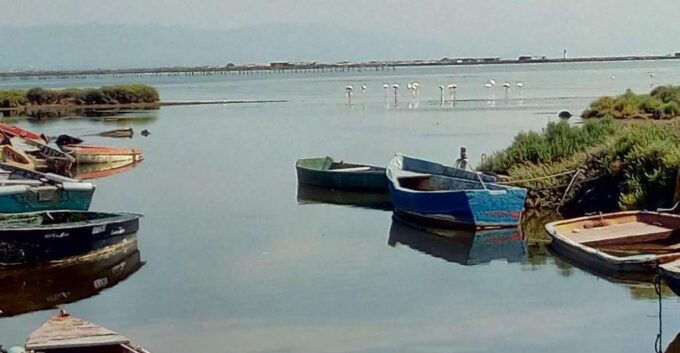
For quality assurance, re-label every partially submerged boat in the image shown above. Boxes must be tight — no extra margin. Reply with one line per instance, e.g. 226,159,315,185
296,156,388,191
60,144,144,164
25,310,151,353
388,217,526,265
545,211,680,273
0,210,141,266
0,163,95,213
387,154,527,228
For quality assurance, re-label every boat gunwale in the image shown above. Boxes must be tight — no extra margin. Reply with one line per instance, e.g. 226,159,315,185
295,157,386,174
0,211,142,231
386,155,524,195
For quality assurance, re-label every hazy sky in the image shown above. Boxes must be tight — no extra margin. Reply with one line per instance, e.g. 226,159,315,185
5,0,680,58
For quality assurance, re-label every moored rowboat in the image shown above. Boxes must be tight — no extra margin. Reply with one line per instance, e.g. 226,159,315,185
387,154,527,229
0,123,47,144
0,145,36,170
545,211,680,273
25,310,151,352
296,156,388,191
0,163,95,213
60,144,144,164
0,210,141,266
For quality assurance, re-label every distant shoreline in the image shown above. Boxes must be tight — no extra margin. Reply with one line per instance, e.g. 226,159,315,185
0,100,287,113
2,54,680,79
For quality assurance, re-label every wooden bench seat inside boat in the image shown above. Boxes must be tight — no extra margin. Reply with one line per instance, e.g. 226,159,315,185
570,221,676,246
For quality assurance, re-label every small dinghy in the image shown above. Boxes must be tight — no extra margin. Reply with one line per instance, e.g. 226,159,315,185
0,210,141,266
60,144,144,164
296,156,388,191
0,123,47,144
0,145,36,170
25,310,151,353
0,163,95,213
387,154,527,228
545,211,680,273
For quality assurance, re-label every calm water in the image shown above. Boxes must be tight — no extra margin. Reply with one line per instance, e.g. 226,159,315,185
2,61,680,352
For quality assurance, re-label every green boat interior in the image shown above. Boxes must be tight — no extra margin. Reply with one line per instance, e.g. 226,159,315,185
0,211,118,227
297,157,384,172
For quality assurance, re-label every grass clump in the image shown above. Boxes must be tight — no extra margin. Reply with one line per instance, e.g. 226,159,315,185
582,86,680,120
479,118,680,212
0,84,159,107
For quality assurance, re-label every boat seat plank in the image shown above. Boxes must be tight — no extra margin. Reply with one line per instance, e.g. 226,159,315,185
570,222,674,245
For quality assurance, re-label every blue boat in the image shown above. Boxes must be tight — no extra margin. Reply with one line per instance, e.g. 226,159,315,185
0,163,95,213
386,155,527,229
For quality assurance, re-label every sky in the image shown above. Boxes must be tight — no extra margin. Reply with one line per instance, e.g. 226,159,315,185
3,0,680,68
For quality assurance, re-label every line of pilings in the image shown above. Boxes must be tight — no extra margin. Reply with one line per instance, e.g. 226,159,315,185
0,64,397,80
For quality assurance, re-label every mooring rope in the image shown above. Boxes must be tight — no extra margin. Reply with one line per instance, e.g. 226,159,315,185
654,266,663,353
496,169,578,185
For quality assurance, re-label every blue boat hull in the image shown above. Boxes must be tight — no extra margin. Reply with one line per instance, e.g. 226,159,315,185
389,183,526,228
0,189,94,213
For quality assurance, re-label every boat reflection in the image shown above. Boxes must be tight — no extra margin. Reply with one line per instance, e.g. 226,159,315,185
0,236,144,317
388,217,527,265
297,184,392,211
70,160,141,180
547,244,675,299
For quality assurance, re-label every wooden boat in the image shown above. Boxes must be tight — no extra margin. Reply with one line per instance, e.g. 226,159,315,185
296,184,392,210
0,145,36,170
0,123,47,144
0,210,141,266
25,310,151,353
660,259,680,297
545,211,680,273
388,216,526,265
387,154,527,229
60,144,144,164
0,238,142,317
0,163,95,213
296,156,388,191
14,138,75,175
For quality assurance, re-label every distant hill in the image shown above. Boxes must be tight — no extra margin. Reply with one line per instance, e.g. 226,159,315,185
0,24,451,70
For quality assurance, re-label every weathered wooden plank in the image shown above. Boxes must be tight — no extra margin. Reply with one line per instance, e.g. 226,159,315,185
572,222,673,245
26,311,129,350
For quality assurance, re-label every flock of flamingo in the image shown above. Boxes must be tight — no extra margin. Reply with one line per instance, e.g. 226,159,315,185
344,79,525,105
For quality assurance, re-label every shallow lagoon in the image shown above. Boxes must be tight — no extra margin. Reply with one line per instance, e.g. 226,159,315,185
2,61,680,352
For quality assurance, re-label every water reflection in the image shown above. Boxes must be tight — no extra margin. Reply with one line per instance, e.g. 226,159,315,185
387,217,526,265
0,237,144,317
296,184,392,211
71,160,141,180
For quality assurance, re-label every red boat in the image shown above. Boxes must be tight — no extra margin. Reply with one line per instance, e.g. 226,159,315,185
0,123,47,143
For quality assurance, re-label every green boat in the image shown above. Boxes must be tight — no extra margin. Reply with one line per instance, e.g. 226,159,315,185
295,156,388,192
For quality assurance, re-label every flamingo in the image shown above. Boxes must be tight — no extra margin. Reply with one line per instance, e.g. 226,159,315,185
650,72,655,88
502,82,511,99
484,83,493,100
516,82,524,99
439,85,445,102
392,83,400,103
345,85,353,104
447,84,458,101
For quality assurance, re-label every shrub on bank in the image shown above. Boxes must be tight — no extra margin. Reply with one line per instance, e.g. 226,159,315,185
479,118,680,211
0,84,160,107
0,90,28,108
582,85,680,120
